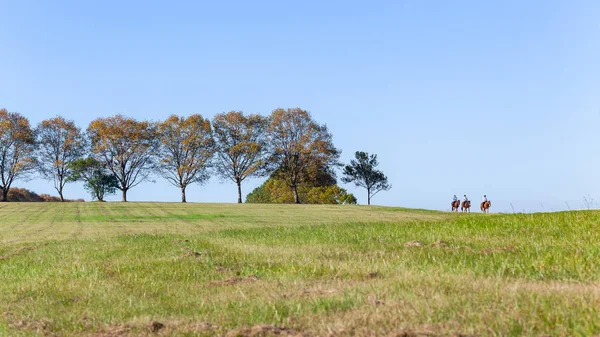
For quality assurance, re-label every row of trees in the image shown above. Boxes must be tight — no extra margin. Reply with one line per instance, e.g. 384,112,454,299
0,107,391,204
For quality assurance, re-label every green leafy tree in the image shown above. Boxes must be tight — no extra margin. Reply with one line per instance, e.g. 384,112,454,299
305,185,357,204
0,109,36,202
67,158,119,201
246,163,355,205
268,108,340,203
213,111,271,203
246,178,356,204
342,151,391,205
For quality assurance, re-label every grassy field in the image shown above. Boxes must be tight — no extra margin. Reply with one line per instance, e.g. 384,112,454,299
0,203,599,336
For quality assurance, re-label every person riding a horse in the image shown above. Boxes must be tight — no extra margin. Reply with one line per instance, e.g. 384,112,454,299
461,195,471,212
481,195,491,213
451,195,460,211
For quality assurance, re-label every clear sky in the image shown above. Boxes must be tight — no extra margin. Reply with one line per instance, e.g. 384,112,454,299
1,0,599,212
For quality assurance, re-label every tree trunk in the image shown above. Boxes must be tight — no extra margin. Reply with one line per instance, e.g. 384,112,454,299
181,186,187,203
367,188,371,206
122,188,128,202
236,179,242,204
1,188,8,202
59,188,65,202
292,185,300,204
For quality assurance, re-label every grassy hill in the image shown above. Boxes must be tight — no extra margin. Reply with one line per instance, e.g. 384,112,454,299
0,203,599,336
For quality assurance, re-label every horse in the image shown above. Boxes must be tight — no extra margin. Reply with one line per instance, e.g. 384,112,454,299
461,200,471,213
451,200,460,212
481,200,491,213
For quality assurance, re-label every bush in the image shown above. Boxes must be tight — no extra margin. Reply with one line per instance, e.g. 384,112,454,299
246,179,356,204
6,188,83,202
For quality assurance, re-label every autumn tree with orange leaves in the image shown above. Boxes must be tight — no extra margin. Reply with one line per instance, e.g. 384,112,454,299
212,111,271,203
0,109,36,202
87,115,158,202
35,116,87,201
268,108,340,204
157,114,215,203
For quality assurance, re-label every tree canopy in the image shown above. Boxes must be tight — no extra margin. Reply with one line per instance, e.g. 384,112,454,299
0,107,385,205
268,108,340,204
0,109,36,202
67,157,119,202
157,114,215,203
87,115,158,202
35,116,87,201
213,111,271,203
342,151,391,205
246,163,356,204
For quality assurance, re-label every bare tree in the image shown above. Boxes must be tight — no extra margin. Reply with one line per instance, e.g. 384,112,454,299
268,108,340,204
157,114,215,202
35,116,87,201
213,111,270,203
87,115,158,202
0,109,36,201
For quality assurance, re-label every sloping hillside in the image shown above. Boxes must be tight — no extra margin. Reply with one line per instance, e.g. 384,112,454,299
0,203,598,336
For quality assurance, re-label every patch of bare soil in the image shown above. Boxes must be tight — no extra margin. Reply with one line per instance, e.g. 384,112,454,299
9,318,54,334
3,312,56,336
386,330,419,337
154,321,220,335
386,330,474,337
404,241,425,248
208,275,260,286
179,247,205,259
186,322,219,331
226,325,305,337
90,325,131,337
0,245,38,260
430,240,450,248
149,321,165,333
366,271,383,279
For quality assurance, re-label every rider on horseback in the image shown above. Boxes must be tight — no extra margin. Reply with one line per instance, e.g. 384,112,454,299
483,195,487,203
453,195,458,202
463,195,469,203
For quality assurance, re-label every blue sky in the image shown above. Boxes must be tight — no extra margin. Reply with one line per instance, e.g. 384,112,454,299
1,0,599,212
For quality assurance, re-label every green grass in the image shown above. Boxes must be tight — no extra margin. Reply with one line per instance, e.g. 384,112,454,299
0,203,599,336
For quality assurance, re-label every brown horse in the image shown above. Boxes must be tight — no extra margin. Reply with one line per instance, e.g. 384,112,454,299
451,200,460,212
461,200,471,213
480,200,491,213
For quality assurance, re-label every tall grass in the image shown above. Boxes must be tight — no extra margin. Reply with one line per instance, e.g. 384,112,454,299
0,203,598,336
